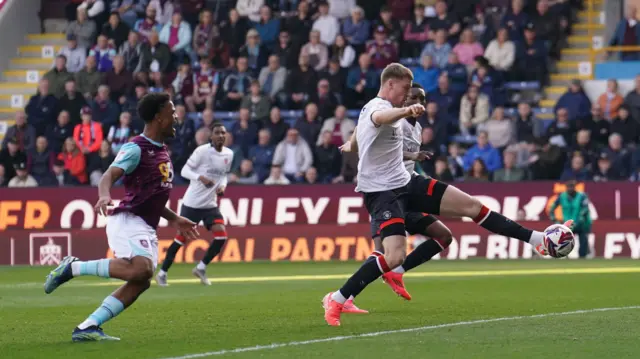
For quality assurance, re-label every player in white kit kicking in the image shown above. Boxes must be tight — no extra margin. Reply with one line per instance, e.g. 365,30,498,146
156,122,234,286
323,63,558,327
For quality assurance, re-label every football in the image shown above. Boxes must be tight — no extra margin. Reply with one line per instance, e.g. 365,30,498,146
543,224,576,258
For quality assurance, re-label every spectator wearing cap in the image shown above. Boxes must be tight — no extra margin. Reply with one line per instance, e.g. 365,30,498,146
453,29,484,67
67,7,98,50
610,105,637,145
27,136,56,185
110,0,148,28
295,103,323,147
593,152,625,181
59,34,87,73
314,130,341,183
45,55,75,99
459,85,490,136
107,111,135,153
597,79,624,121
220,8,250,57
463,131,501,173
327,0,354,19
221,56,253,110
560,152,592,181
102,11,130,49
59,79,88,126
301,30,329,71
259,55,287,101
148,0,175,25
609,5,640,61
346,53,379,108
318,105,355,146
138,30,172,73
239,29,270,77
159,11,193,66
232,108,259,157
313,1,340,46
8,162,38,188
263,107,290,146
412,55,440,93
342,6,370,51
253,5,280,50
272,128,313,183
75,56,102,99
0,137,26,181
515,23,548,84
241,80,271,121
285,53,318,110
403,4,431,58
74,106,104,154
3,110,36,152
58,136,88,184
249,129,275,182
25,79,59,137
501,0,529,42
429,1,461,41
366,26,398,70
421,29,452,69
484,28,515,74
376,6,402,46
135,5,162,43
554,79,592,123
48,111,75,153
236,0,263,22
119,31,142,72
484,107,515,151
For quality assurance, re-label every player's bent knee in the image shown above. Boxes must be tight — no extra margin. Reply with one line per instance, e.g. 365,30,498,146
385,249,406,270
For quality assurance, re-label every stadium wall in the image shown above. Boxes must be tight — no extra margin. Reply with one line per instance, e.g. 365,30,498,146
1,182,640,265
0,0,40,74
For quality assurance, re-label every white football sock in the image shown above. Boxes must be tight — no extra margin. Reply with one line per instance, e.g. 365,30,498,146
331,291,347,304
347,295,354,301
71,262,81,276
529,231,544,247
77,318,98,330
158,270,167,276
196,261,206,271
392,266,405,274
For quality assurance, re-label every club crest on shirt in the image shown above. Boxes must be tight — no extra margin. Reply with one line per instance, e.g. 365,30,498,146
383,211,392,220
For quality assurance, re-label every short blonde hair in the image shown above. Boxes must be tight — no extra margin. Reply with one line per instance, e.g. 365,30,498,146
380,63,413,84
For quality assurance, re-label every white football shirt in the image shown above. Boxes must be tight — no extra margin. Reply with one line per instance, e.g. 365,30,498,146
401,119,422,175
355,97,411,193
181,144,234,209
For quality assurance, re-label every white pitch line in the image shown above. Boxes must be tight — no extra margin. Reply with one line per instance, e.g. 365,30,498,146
157,306,640,359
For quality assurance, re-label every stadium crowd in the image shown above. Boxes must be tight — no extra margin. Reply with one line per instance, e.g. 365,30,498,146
3,0,640,188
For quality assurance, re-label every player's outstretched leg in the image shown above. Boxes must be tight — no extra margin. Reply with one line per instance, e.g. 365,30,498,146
192,224,227,285
156,235,186,286
323,233,406,326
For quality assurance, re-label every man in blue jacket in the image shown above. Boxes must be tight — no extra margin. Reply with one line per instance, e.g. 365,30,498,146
463,131,502,173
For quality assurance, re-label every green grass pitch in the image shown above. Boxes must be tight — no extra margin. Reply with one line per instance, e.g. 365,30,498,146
1,259,640,359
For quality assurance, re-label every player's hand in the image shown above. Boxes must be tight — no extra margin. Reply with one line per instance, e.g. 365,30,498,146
406,104,425,117
217,186,226,196
412,151,433,162
198,175,214,188
94,196,113,217
171,216,199,241
339,141,352,153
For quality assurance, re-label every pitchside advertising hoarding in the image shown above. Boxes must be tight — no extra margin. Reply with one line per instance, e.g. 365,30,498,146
1,182,639,265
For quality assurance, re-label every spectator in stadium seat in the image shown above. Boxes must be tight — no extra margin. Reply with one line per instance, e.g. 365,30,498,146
515,102,536,142
429,75,458,119
515,23,548,84
304,166,319,184
453,29,484,67
169,104,195,170
295,102,323,147
459,85,490,136
403,4,431,58
419,127,439,175
597,79,624,121
135,5,162,43
263,107,290,146
48,111,74,153
332,35,356,69
301,30,330,71
531,137,566,180
501,0,528,42
177,0,204,28
248,129,275,182
430,1,461,40
366,26,398,71
560,152,592,181
191,9,220,63
185,57,219,112
253,5,280,50
259,55,287,101
609,5,640,61
74,106,104,154
342,6,370,51
263,164,291,185
27,136,55,185
59,34,87,74
346,53,379,108
493,150,527,182
484,28,515,74
3,110,35,152
593,152,625,182
285,54,318,109
546,108,574,148
7,162,38,188
159,12,193,67
67,7,98,51
58,137,88,184
610,104,638,146
484,106,514,151
194,127,210,147
241,80,272,121
470,59,496,100
75,56,102,100
196,108,214,131
220,8,250,57
91,85,120,132
224,131,244,173
463,131,502,172
0,137,26,181
90,34,118,72
571,129,599,169
236,0,263,22
78,0,108,30
139,30,173,73
221,56,253,110
25,79,59,137
328,0,355,19
87,140,115,185
531,0,563,60
272,30,298,71
273,128,313,183
310,79,338,120
230,159,260,184
318,105,355,146
603,133,631,176
45,55,75,99
464,158,490,182
119,31,142,72
421,101,448,151
122,83,147,131
375,6,403,46
232,108,259,156
443,52,467,95
624,75,640,120
321,58,347,98
148,0,175,25
110,0,148,28
421,29,451,69
102,11,130,49
432,156,454,182
107,111,135,153
554,79,591,123
102,55,133,103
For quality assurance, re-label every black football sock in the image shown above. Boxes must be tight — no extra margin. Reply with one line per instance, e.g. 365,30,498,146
334,253,390,303
399,239,448,272
473,205,538,243
201,231,227,265
160,238,184,273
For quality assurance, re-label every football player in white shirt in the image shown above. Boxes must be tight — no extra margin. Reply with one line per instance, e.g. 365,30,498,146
323,63,567,327
156,123,234,286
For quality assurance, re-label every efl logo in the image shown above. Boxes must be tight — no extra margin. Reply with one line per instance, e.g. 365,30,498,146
29,232,72,266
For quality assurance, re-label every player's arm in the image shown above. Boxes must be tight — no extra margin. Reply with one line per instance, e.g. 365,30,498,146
181,147,213,187
371,104,424,126
403,151,433,162
162,207,199,240
339,128,359,153
95,143,141,216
